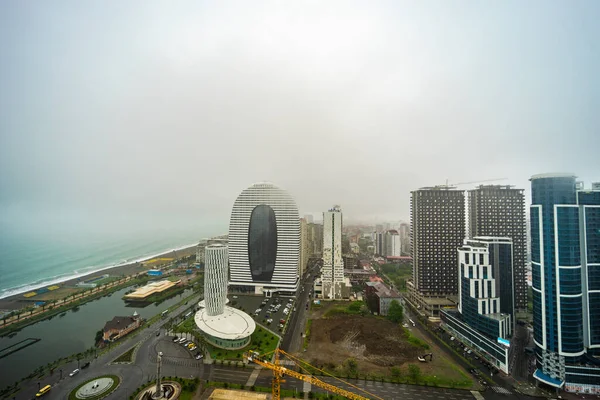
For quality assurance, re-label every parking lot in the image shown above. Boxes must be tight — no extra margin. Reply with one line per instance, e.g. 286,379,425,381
230,294,298,333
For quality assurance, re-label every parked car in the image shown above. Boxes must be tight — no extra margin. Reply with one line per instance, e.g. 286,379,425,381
173,336,180,342
280,319,286,324
69,369,80,377
195,354,203,360
156,331,160,337
81,362,91,369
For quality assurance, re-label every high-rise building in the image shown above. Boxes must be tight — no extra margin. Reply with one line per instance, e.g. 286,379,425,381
228,182,300,295
374,232,386,256
469,185,527,313
307,223,323,256
322,205,345,299
399,222,411,256
195,244,256,349
407,187,465,317
385,230,401,257
204,244,228,316
530,174,600,393
441,237,513,373
299,218,309,277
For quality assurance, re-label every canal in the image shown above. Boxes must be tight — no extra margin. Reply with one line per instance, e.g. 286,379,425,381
0,286,195,388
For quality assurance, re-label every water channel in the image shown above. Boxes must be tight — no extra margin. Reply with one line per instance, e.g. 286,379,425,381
0,286,195,388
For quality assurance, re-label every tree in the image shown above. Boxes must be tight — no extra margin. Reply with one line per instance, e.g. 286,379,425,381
344,359,358,375
390,367,402,379
387,300,403,323
408,364,421,382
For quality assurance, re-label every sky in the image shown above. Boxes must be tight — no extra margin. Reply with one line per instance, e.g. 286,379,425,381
1,0,599,235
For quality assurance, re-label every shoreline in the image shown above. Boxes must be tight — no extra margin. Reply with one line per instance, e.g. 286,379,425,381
0,244,198,312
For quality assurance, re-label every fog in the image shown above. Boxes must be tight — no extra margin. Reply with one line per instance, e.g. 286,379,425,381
1,1,599,235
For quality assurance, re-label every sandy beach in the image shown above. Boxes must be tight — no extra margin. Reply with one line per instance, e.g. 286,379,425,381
0,245,198,312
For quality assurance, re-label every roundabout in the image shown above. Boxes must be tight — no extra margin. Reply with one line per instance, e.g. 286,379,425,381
69,375,120,400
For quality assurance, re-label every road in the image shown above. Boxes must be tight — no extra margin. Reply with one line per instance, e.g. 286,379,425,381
14,293,204,400
280,259,319,353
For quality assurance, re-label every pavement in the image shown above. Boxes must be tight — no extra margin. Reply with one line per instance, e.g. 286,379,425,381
12,264,513,400
13,293,205,400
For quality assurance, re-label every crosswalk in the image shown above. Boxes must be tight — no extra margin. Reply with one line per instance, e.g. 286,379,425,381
151,355,203,368
490,386,512,395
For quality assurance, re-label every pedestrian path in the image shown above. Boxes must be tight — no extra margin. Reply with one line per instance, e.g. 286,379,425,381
490,386,512,395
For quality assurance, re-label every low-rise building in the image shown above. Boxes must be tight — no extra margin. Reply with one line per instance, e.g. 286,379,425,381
364,281,402,316
123,279,181,300
102,312,142,342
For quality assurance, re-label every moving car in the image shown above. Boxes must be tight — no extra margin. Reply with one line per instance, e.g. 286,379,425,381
69,369,79,377
81,362,91,369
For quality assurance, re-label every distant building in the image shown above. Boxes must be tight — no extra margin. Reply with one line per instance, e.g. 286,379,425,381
322,205,348,299
350,243,360,254
399,222,410,256
365,281,402,316
385,230,401,257
299,218,309,277
529,174,600,393
440,237,514,374
468,185,527,313
407,186,465,318
304,214,314,224
228,182,300,295
307,223,323,256
374,232,385,256
103,312,142,342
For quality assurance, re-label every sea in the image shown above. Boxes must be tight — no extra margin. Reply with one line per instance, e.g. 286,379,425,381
0,209,220,301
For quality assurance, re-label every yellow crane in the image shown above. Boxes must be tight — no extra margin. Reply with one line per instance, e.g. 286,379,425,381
245,349,384,400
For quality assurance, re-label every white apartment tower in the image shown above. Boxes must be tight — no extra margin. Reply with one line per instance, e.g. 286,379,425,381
322,205,344,299
204,244,228,316
385,230,402,257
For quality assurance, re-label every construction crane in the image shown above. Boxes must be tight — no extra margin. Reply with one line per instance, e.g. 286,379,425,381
245,349,384,400
444,178,508,187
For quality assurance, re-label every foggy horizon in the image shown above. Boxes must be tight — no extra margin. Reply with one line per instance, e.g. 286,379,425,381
1,1,599,237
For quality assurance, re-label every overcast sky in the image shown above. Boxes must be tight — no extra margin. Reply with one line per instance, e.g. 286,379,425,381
1,1,599,235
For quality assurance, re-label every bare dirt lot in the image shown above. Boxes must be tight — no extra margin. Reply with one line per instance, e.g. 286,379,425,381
308,315,420,369
299,302,474,388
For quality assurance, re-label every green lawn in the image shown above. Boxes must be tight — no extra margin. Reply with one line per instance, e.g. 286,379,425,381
112,346,135,363
208,325,279,361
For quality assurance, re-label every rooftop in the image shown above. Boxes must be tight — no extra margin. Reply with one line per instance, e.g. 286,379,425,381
530,173,576,181
195,305,256,340
365,281,400,298
124,279,180,299
103,314,139,332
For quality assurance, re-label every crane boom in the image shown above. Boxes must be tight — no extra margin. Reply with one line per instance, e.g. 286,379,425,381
246,350,374,400
446,178,508,186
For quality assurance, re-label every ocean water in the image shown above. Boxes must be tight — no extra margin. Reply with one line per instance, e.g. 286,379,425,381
0,220,210,300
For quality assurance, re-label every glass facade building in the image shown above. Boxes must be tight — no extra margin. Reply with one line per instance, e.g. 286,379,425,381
441,236,513,374
530,174,600,394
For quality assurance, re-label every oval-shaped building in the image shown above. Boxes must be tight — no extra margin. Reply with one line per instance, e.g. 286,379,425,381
229,182,300,295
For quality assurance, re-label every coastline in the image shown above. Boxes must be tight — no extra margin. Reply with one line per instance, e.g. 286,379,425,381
0,244,198,312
